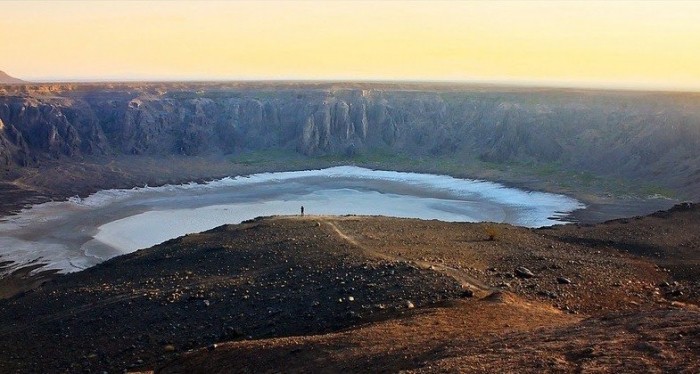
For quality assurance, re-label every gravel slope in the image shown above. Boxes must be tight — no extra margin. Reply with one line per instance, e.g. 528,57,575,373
0,204,697,373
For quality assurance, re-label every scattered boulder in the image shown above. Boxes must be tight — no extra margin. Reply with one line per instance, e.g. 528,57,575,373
220,326,243,341
515,267,535,278
496,282,512,289
557,277,572,285
537,290,559,299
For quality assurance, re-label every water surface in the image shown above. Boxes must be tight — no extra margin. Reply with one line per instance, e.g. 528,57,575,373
0,166,584,273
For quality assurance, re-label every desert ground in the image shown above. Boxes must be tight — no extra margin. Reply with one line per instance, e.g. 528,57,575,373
0,203,697,373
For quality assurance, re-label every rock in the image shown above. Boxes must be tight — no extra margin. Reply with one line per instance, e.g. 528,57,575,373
460,289,474,298
557,277,572,284
515,267,535,278
220,326,243,341
163,345,176,352
405,300,415,309
537,290,559,299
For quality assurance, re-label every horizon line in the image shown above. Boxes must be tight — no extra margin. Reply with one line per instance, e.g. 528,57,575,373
6,76,700,94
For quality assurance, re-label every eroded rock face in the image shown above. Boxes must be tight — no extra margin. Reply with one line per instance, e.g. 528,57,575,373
0,99,103,164
0,86,699,197
0,90,396,159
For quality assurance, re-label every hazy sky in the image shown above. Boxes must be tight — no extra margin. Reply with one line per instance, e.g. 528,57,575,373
2,0,699,90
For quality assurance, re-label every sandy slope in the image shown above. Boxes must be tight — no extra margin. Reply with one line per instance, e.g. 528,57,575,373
159,298,698,374
0,204,697,372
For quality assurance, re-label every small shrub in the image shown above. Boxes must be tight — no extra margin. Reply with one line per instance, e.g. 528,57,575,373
484,225,500,241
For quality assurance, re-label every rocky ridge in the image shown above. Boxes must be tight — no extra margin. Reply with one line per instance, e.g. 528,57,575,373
1,83,699,200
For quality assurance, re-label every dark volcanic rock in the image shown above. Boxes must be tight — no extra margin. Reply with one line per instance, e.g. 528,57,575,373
0,218,464,373
515,267,535,278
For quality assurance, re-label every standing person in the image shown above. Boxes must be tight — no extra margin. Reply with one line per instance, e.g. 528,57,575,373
301,205,304,216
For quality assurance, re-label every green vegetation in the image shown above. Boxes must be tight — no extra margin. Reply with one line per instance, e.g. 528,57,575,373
227,148,676,200
230,149,303,166
229,148,421,170
638,184,677,198
317,149,420,167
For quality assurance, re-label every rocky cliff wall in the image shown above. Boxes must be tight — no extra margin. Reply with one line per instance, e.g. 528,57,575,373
1,86,699,196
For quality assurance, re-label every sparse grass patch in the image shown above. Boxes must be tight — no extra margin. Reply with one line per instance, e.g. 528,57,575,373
230,149,301,166
484,225,500,241
639,184,676,199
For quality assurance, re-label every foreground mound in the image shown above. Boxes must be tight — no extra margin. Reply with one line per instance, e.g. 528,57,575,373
158,300,698,373
0,204,698,372
0,218,465,372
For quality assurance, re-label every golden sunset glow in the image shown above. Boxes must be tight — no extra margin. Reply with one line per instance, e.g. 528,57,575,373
2,1,699,90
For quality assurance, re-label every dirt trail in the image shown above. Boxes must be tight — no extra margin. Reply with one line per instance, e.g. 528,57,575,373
323,219,493,293
2,210,697,373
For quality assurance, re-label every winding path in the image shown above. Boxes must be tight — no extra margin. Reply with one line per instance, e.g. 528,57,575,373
323,219,493,293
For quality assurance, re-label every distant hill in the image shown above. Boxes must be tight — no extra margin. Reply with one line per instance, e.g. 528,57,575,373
0,70,26,84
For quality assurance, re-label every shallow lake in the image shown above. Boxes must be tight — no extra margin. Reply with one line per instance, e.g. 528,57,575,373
0,166,584,273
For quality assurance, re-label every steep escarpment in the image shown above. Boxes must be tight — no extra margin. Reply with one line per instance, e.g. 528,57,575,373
1,83,699,199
